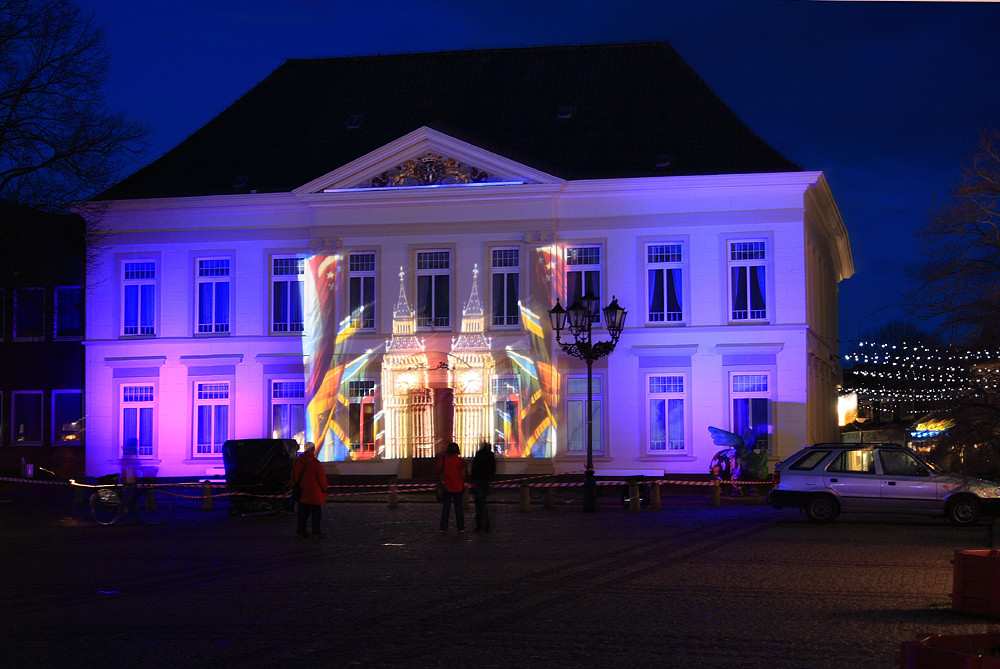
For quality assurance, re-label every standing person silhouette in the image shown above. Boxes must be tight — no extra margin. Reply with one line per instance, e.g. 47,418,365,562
119,451,143,520
437,442,468,534
471,441,496,532
291,442,328,539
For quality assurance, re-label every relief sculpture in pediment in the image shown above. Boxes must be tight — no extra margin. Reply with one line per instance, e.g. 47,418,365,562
368,153,491,188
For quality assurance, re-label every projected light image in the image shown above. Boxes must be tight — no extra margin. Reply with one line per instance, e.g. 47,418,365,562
301,253,563,462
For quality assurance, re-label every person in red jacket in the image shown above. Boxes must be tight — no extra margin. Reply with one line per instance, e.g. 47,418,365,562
437,442,468,533
291,442,328,539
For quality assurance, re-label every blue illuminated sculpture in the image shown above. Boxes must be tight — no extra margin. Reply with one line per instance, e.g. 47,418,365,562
708,426,769,495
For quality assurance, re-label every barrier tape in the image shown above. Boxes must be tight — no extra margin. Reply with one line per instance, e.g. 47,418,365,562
133,488,209,500
715,480,773,486
67,479,223,489
326,470,586,489
0,476,70,486
331,487,435,498
3,474,771,501
327,481,441,490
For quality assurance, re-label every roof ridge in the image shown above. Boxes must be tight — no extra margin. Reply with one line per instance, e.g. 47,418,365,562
279,40,680,66
98,40,799,201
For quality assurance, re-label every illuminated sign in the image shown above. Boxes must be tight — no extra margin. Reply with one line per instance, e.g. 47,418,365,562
909,417,955,440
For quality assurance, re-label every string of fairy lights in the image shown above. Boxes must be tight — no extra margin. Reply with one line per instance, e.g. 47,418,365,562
841,341,1000,404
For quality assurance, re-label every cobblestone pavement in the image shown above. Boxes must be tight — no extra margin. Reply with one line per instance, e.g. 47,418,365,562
2,484,999,668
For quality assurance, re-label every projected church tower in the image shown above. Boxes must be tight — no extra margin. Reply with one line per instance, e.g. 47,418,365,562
381,267,426,460
449,265,495,455
382,266,496,462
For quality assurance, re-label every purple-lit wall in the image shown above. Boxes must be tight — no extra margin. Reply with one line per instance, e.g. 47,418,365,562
83,131,851,479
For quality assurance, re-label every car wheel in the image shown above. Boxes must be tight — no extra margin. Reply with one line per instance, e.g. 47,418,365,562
947,496,981,526
805,494,840,523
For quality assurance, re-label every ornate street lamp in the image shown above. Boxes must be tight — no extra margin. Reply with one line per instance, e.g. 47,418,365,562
548,293,627,511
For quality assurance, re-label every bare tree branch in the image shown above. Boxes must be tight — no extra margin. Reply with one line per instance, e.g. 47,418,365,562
0,0,146,212
908,126,1000,344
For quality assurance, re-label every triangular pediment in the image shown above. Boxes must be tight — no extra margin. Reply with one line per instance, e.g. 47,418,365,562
294,126,561,194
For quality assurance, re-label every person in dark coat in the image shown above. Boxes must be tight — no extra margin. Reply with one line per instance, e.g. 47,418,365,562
437,442,468,533
471,441,496,532
291,442,328,539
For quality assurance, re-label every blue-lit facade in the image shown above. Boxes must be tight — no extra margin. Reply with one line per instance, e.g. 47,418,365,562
82,127,852,478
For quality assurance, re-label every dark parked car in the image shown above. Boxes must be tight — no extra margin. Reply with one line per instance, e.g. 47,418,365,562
766,442,1000,525
222,438,298,516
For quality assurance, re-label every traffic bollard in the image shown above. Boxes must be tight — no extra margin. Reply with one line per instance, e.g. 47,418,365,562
202,481,213,510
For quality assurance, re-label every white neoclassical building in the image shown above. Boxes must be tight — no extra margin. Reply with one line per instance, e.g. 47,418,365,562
82,43,852,478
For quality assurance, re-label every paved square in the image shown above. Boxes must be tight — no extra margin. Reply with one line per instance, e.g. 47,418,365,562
2,487,997,668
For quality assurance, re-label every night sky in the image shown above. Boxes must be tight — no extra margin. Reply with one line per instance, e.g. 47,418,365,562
76,0,1000,353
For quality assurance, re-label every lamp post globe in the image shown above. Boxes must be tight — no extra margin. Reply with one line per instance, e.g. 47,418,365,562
854,416,868,443
603,297,627,337
547,300,567,334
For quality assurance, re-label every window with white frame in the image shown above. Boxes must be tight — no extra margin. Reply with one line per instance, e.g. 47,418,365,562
54,286,83,338
121,385,154,456
271,380,305,445
12,390,43,442
645,243,683,323
647,375,685,453
415,250,450,328
14,287,44,339
731,373,771,451
348,252,376,330
491,248,520,327
194,381,229,455
271,256,305,333
565,245,602,324
491,375,520,454
52,390,83,442
348,380,377,455
729,240,767,321
196,258,230,334
566,375,602,455
122,261,156,336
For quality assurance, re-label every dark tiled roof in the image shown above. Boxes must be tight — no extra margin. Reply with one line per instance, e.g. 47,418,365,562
100,41,799,200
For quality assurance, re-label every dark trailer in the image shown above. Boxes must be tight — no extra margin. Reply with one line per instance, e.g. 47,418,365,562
222,438,298,516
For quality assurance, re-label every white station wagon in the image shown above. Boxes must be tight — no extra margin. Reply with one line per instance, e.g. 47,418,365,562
766,443,1000,525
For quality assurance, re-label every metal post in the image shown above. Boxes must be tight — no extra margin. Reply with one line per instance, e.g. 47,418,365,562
548,295,627,515
201,481,213,510
628,481,641,513
583,355,597,512
519,481,531,512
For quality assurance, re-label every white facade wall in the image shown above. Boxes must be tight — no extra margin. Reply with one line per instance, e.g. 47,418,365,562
84,141,850,479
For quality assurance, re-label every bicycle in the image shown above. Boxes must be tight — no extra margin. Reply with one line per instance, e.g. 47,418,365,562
89,476,172,525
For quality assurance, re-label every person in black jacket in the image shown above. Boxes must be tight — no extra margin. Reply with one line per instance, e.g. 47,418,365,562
471,441,497,532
